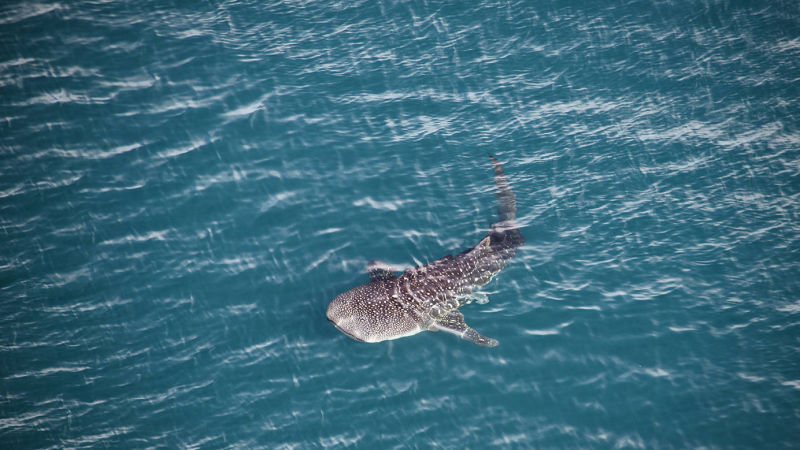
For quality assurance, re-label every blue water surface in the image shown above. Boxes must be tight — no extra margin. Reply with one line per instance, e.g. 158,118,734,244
2,0,799,447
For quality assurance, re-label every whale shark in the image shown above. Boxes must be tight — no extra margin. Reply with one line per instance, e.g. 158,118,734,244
326,155,524,347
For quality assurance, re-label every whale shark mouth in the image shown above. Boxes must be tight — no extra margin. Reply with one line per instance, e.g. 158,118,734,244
328,318,366,342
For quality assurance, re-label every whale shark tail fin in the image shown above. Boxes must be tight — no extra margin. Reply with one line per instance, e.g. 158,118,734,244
488,155,524,249
489,154,517,224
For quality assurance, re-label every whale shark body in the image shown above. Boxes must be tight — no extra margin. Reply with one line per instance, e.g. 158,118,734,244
326,156,524,347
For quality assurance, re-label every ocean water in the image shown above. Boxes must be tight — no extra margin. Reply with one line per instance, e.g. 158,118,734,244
2,0,799,447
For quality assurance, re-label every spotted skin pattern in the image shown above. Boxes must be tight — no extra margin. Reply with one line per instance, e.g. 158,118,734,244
326,156,524,347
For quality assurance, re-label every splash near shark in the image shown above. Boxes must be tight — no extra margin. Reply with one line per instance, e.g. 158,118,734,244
326,156,524,347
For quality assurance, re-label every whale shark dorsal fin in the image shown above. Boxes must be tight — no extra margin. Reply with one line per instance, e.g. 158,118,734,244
433,310,498,347
366,260,396,281
472,235,492,255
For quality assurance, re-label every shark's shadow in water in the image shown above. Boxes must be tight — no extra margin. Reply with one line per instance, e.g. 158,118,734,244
326,156,524,347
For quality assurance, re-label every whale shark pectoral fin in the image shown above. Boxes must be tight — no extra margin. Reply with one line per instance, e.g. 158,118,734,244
433,310,499,347
467,292,490,305
367,268,394,281
366,260,396,281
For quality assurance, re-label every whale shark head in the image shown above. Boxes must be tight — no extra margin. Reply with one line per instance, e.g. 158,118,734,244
326,282,422,343
326,287,368,342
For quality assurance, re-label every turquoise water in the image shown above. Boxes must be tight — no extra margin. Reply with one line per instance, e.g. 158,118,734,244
2,0,800,447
